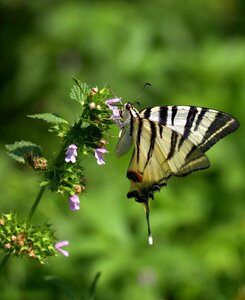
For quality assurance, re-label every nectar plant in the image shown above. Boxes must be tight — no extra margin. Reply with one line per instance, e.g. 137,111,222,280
1,79,118,265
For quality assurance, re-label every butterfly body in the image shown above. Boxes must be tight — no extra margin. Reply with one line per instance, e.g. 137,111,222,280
115,102,239,244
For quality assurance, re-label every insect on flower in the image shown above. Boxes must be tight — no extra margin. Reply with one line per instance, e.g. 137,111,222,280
115,101,239,245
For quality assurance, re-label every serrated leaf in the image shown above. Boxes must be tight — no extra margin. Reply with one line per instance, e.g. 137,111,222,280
70,78,90,103
70,85,83,103
5,141,43,164
27,113,68,125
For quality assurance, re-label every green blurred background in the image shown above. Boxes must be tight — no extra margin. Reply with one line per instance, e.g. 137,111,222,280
0,0,245,299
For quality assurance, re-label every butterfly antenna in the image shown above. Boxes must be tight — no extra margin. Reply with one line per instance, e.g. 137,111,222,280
143,82,152,89
134,82,152,108
143,202,153,245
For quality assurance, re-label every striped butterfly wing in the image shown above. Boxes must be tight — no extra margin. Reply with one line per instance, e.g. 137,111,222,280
116,103,239,244
124,116,209,245
127,118,209,203
140,105,240,154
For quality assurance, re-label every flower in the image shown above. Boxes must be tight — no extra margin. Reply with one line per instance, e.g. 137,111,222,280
94,148,109,165
55,240,69,257
105,98,123,128
105,97,121,106
65,144,78,163
68,194,80,211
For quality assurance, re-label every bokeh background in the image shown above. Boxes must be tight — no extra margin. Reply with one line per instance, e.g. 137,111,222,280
0,0,245,299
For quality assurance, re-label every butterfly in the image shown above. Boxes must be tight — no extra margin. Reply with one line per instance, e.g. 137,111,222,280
115,102,240,245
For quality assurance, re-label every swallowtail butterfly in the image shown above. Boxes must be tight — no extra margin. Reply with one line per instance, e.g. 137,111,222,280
115,103,239,245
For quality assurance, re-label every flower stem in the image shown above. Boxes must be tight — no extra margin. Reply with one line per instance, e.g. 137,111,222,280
0,254,10,273
28,186,46,222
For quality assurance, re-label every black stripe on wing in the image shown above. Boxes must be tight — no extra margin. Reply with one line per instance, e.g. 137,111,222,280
128,104,135,137
178,106,198,149
159,106,168,125
173,142,210,177
199,112,240,152
194,107,208,131
171,106,177,125
145,120,157,168
136,118,143,163
143,107,152,119
167,131,179,160
158,123,163,138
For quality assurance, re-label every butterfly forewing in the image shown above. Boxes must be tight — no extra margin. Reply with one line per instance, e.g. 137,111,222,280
140,105,240,152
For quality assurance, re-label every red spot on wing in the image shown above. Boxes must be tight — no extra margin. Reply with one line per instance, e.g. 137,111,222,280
127,170,143,183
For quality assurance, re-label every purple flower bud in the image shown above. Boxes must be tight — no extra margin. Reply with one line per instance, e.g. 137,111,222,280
94,148,109,165
55,240,69,257
65,144,78,163
68,194,80,211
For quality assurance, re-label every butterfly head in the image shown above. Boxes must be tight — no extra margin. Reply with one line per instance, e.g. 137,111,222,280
119,102,140,121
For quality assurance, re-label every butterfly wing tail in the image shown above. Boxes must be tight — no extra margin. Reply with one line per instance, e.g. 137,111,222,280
127,187,153,246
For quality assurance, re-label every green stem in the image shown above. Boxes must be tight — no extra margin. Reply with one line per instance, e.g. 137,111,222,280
28,186,46,222
0,254,10,273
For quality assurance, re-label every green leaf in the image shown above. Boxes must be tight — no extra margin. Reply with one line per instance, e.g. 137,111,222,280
40,180,50,187
87,272,101,300
80,120,90,128
27,113,68,124
5,141,43,164
70,78,90,103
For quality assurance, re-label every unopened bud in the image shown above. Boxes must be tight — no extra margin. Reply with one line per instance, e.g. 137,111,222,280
4,243,11,249
11,235,17,242
90,87,98,96
89,102,96,109
29,250,36,258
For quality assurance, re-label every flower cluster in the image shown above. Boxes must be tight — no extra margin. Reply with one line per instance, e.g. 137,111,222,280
62,97,122,209
3,81,124,264
0,213,60,264
59,91,123,211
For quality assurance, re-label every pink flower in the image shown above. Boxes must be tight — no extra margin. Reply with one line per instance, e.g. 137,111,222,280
68,194,80,211
65,144,78,163
94,148,109,165
55,240,69,257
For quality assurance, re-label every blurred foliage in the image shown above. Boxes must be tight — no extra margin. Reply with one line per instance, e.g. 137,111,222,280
0,0,245,299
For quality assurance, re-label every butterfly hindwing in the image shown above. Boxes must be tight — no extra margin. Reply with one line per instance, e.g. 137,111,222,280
126,118,209,203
